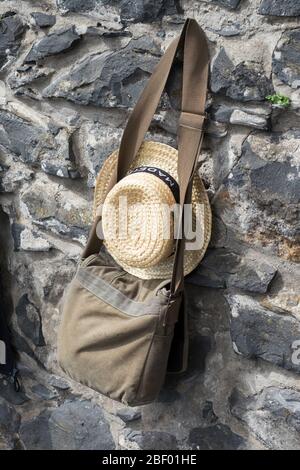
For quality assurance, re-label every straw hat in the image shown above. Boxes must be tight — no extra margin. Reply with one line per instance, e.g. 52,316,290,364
94,141,211,280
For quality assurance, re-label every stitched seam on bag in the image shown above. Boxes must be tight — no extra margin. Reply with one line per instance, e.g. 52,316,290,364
76,268,162,316
79,268,157,306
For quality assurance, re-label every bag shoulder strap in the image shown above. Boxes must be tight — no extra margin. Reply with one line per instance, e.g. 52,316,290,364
83,19,209,295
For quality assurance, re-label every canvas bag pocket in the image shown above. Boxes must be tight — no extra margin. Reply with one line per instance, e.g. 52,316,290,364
57,254,177,406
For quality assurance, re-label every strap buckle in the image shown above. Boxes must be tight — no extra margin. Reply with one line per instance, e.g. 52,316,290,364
179,111,207,131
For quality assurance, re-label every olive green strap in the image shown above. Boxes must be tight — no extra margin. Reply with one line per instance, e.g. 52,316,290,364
83,19,209,296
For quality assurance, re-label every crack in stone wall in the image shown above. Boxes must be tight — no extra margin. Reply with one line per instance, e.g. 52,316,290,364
0,208,13,321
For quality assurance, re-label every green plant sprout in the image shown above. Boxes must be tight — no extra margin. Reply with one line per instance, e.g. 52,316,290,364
266,93,291,108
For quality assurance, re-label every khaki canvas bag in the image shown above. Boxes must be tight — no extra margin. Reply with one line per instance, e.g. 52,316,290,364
57,18,210,406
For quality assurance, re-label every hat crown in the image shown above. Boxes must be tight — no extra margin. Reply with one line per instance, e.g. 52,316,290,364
102,171,176,268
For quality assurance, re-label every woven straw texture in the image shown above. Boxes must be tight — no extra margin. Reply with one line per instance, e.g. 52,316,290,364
94,141,212,279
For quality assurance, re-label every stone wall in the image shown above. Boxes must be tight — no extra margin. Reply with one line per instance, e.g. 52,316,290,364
0,0,299,450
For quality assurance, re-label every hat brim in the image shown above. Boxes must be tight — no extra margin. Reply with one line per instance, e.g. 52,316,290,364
93,141,211,280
